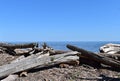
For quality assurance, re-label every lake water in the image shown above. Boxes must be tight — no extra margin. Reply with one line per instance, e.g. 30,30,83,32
39,41,120,52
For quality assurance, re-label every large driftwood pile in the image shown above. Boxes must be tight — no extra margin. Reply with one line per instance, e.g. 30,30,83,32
0,42,120,81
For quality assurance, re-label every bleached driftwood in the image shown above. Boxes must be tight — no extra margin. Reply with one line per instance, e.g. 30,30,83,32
1,51,48,80
1,55,25,81
67,44,120,68
0,43,38,55
1,75,18,81
100,43,120,54
0,51,79,78
14,48,33,55
1,51,50,80
99,53,120,60
34,48,69,54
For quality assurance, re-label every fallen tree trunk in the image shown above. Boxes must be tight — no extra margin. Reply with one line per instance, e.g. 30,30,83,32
1,51,50,80
0,43,38,49
67,44,120,68
0,51,79,78
0,43,38,55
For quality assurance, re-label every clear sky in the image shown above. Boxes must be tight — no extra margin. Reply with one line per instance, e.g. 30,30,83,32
0,0,120,42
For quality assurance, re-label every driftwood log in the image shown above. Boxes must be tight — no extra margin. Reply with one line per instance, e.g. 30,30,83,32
99,53,120,60
1,55,26,81
0,43,38,55
1,51,50,80
0,43,38,49
0,42,68,56
67,44,120,68
0,51,79,78
100,43,120,54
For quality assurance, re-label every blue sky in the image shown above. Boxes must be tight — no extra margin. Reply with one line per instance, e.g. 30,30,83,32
0,0,120,42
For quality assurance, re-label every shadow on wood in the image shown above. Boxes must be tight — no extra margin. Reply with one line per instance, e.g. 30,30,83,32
67,44,120,68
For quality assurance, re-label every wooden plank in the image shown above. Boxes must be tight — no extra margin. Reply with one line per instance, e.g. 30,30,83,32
67,44,120,68
0,51,79,78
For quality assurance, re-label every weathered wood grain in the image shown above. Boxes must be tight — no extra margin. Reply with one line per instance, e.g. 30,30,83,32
0,51,79,78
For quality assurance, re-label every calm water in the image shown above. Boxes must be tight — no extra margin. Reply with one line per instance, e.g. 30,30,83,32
39,41,120,52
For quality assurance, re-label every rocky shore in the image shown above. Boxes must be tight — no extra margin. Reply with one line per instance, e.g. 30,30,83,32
0,42,120,81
